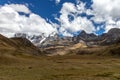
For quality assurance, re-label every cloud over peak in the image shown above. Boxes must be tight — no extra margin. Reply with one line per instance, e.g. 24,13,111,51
92,0,120,32
58,2,95,36
58,0,120,36
0,4,57,37
0,0,120,37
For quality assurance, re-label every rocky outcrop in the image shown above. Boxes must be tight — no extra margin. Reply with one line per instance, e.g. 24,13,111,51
74,28,120,46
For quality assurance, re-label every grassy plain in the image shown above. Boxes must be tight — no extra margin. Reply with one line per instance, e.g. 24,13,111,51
0,54,120,80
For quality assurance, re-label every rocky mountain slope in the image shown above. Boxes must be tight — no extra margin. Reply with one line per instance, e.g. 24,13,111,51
75,28,120,46
14,32,74,48
0,34,42,55
14,28,120,48
0,28,120,56
42,28,120,56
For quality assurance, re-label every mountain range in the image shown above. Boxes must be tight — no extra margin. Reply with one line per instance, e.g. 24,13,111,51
14,28,120,47
0,28,120,56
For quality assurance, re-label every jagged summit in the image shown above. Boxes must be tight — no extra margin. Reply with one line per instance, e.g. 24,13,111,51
14,32,73,48
73,28,120,46
0,28,120,56
13,28,120,47
80,30,87,35
75,30,97,42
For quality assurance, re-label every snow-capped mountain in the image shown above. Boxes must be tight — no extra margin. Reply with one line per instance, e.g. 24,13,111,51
14,28,120,48
14,32,74,48
14,33,47,47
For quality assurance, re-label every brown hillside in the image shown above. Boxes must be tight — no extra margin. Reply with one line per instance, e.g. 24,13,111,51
11,37,41,55
0,34,41,55
0,34,16,50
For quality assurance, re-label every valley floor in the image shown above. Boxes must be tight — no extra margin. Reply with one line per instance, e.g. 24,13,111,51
0,55,120,80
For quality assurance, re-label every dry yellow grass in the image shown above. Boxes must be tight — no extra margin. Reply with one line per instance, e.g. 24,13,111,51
0,54,120,80
0,34,120,80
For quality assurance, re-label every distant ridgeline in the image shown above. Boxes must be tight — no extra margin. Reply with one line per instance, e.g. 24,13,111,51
14,28,120,48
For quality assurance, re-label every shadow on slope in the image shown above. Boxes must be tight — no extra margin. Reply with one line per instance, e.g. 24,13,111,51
0,34,42,57
73,42,120,56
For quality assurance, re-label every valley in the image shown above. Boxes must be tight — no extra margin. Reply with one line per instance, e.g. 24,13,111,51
0,28,120,80
0,54,120,80
0,0,120,80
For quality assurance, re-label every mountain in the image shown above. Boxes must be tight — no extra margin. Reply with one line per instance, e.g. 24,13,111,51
44,41,87,56
14,32,74,48
74,28,120,46
99,28,120,45
73,31,100,46
43,28,120,56
14,33,46,46
74,30,97,42
13,28,120,48
1,28,120,56
0,34,17,50
0,34,42,55
10,37,41,55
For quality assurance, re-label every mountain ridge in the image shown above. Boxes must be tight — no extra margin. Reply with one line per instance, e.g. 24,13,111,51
0,28,120,56
13,28,120,48
0,35,42,56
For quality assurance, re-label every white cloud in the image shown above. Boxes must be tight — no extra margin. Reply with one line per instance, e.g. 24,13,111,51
1,0,120,37
0,4,57,37
59,0,120,34
58,0,120,35
56,0,61,4
58,2,95,36
50,0,61,4
4,4,31,14
105,20,120,32
91,0,120,32
92,0,120,19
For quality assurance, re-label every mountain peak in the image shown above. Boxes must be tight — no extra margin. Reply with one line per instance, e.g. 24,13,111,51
80,30,87,35
108,28,120,34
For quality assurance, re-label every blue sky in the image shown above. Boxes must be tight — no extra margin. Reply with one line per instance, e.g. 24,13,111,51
0,0,120,37
0,0,75,22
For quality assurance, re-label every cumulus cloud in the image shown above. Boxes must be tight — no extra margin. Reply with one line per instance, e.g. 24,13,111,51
58,0,120,35
58,0,120,36
0,4,57,37
92,0,120,20
58,2,95,36
1,0,120,37
91,0,120,32
4,4,31,14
